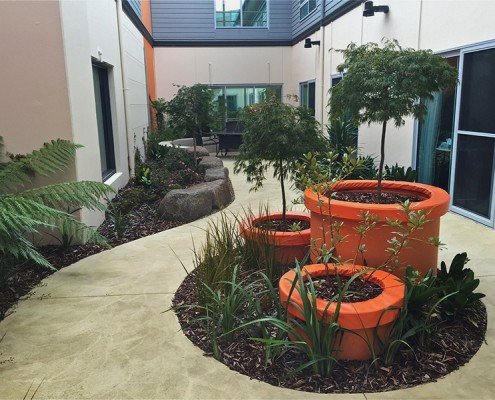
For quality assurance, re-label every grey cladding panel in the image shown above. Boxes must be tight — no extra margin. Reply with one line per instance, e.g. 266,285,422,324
126,0,142,18
325,0,360,16
152,0,292,42
291,0,322,39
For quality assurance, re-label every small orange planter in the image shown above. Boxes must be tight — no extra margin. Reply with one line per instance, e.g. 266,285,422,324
240,212,311,266
278,264,405,360
305,180,450,277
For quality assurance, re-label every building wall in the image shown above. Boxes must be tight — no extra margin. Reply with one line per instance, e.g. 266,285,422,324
151,0,292,44
154,46,292,100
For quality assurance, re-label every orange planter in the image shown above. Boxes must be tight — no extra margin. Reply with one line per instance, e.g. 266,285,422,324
279,264,405,360
240,212,311,266
305,180,450,277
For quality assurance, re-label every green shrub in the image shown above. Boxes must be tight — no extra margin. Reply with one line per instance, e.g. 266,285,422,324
0,137,112,270
112,186,159,215
383,163,417,182
438,253,485,318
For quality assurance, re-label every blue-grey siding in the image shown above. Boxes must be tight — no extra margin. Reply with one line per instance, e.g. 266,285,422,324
151,0,360,44
152,0,292,43
125,0,142,19
291,0,323,41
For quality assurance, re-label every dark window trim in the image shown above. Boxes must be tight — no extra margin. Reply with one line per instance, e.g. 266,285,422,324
122,0,154,46
93,62,116,181
299,80,316,117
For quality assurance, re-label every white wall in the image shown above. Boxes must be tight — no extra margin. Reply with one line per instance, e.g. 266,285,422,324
154,46,292,100
122,13,150,169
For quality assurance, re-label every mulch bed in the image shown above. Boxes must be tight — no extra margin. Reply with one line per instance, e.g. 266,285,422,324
331,190,425,204
254,218,311,232
311,276,383,303
173,270,487,394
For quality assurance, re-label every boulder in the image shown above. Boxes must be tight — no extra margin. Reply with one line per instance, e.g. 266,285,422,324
199,156,223,169
158,184,213,222
209,179,233,209
205,167,229,182
183,146,210,157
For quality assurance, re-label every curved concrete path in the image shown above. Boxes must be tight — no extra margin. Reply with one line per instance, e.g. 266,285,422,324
0,159,493,399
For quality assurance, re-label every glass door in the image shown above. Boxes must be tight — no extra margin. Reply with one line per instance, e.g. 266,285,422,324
451,44,495,226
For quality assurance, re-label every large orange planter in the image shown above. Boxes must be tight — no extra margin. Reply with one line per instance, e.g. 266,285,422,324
278,264,404,360
305,180,450,277
240,212,311,266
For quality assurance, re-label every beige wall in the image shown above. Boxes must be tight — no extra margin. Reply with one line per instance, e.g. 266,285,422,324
154,46,292,100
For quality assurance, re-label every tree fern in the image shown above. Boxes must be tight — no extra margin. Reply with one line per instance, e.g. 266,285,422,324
0,136,114,271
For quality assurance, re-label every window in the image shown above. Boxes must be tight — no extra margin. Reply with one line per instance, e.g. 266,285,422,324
299,0,316,20
92,64,116,181
211,84,282,129
215,0,268,28
299,81,315,116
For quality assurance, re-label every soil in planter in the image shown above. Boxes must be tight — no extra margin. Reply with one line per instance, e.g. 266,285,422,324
173,270,487,394
330,190,426,204
253,218,310,232
310,275,383,302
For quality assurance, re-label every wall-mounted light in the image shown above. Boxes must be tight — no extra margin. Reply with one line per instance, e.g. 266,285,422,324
363,1,389,17
304,38,321,48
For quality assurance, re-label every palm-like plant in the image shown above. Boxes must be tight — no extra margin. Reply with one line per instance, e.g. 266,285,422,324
0,136,113,269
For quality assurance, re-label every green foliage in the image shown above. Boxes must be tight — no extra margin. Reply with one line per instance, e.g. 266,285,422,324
165,84,216,138
151,98,167,131
234,95,325,220
111,186,159,215
384,163,417,182
105,198,127,239
144,127,181,161
438,253,485,318
327,117,357,160
329,40,458,195
135,166,151,187
0,137,113,270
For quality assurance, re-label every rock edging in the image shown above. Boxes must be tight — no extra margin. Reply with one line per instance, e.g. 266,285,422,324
158,154,235,222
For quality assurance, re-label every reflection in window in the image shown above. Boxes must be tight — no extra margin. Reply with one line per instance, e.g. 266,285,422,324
300,0,316,20
211,85,282,129
300,81,315,116
216,0,267,28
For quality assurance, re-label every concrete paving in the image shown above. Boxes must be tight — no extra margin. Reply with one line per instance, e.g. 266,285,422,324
0,158,493,399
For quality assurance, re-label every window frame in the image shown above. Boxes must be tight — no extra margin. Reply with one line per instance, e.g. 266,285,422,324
92,62,116,182
299,0,317,22
299,80,316,117
214,0,269,29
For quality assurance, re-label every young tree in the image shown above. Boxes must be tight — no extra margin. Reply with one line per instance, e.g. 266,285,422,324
329,40,458,198
165,84,216,164
234,94,324,222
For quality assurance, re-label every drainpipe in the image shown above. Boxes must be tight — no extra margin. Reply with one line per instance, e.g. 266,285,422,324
116,0,133,177
320,0,326,126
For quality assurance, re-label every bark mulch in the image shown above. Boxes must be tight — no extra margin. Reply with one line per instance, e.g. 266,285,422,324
254,218,311,232
311,276,383,303
331,190,425,204
173,271,487,394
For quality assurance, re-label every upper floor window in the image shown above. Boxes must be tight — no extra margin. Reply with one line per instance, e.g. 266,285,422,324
299,0,316,20
215,0,268,28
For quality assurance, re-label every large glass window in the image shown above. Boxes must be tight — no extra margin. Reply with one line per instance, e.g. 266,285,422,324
211,84,282,130
300,81,315,116
92,64,115,181
416,56,458,192
216,0,268,28
300,0,317,20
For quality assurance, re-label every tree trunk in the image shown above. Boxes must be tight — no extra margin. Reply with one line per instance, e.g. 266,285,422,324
279,159,287,222
377,120,387,199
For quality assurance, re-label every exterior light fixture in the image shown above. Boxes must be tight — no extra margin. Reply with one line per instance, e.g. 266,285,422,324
363,1,389,17
304,38,321,48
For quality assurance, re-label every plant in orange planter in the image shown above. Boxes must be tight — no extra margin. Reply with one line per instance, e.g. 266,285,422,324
304,40,458,276
234,93,325,266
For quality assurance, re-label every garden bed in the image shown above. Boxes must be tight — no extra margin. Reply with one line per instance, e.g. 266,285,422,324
0,147,235,322
173,269,487,394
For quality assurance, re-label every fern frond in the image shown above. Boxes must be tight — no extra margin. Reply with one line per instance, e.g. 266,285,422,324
20,181,114,211
58,217,109,247
0,139,81,192
0,232,54,270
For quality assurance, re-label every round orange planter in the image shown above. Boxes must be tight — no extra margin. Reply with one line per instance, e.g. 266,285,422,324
278,264,405,360
240,212,311,266
305,180,450,277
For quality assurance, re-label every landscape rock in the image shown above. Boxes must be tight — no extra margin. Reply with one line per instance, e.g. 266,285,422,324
208,179,233,209
205,167,229,182
199,156,223,169
158,183,213,222
183,146,210,157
